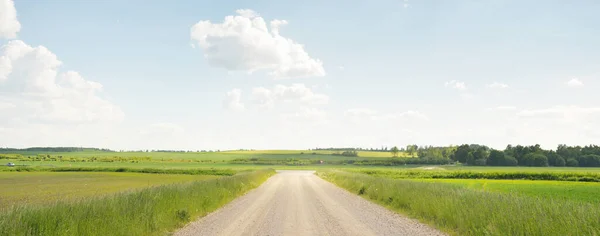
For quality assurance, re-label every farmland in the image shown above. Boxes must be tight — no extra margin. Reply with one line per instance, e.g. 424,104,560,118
317,170,600,236
2,148,600,235
0,169,275,235
0,172,218,209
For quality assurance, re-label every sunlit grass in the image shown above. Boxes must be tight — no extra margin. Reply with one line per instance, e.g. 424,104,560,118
0,169,275,236
411,178,600,203
318,170,600,236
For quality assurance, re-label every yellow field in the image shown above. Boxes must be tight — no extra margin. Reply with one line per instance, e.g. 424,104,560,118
221,149,410,158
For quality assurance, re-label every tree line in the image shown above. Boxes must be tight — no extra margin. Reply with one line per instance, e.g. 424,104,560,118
411,144,600,167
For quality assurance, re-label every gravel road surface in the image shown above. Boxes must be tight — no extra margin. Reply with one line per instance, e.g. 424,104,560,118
175,170,444,236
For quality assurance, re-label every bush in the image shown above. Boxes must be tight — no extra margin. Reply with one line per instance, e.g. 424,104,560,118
533,154,549,167
522,153,548,167
503,156,518,166
473,159,487,166
566,158,579,167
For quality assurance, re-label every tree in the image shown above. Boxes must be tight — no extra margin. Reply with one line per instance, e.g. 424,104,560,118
391,146,399,158
580,154,600,167
454,144,471,163
487,150,505,166
566,158,579,167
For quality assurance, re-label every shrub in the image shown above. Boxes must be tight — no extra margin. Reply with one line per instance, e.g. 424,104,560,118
566,158,579,167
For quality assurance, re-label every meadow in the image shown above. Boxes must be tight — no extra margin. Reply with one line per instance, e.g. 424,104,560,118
412,178,600,203
0,172,218,209
0,169,275,235
317,170,600,236
2,149,600,235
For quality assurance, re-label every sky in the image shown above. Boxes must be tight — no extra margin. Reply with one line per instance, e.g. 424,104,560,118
0,0,599,150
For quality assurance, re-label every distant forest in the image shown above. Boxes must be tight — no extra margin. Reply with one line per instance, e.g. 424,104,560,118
318,144,600,167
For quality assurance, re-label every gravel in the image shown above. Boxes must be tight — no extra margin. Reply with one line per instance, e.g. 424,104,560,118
174,170,445,236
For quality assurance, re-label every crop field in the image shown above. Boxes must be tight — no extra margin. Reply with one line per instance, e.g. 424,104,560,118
0,172,218,209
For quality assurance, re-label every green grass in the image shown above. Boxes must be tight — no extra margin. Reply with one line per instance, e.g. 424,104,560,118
318,170,600,236
349,167,600,182
0,169,275,236
0,172,218,209
412,178,600,204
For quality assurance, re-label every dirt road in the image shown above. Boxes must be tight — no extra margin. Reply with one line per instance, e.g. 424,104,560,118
175,170,443,236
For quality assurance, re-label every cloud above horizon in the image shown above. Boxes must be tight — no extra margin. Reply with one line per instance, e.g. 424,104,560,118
191,9,326,79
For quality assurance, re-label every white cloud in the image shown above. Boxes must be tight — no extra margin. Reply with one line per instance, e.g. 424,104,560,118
190,9,325,79
251,83,329,108
223,88,245,111
444,80,467,90
338,66,345,71
0,0,20,39
566,78,584,87
486,82,509,89
0,40,124,124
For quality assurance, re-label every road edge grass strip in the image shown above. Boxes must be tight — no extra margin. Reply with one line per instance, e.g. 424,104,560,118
0,166,237,176
317,170,600,236
351,169,600,182
0,169,275,236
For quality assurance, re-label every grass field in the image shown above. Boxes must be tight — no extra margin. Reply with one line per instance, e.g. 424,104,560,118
411,178,600,203
3,149,600,235
318,170,600,236
0,172,218,209
0,169,275,236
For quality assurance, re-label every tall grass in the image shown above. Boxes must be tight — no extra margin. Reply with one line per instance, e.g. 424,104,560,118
0,169,274,236
352,169,600,182
318,170,600,236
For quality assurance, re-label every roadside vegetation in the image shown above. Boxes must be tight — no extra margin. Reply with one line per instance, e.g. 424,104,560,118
0,169,274,236
318,170,600,236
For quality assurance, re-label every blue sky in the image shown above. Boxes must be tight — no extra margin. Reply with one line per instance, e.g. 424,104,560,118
1,0,599,150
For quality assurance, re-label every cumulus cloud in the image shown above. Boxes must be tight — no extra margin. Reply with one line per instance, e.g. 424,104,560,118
190,9,325,78
0,0,20,39
444,80,467,90
566,78,584,87
0,40,124,124
486,82,509,89
223,88,245,111
251,83,329,108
